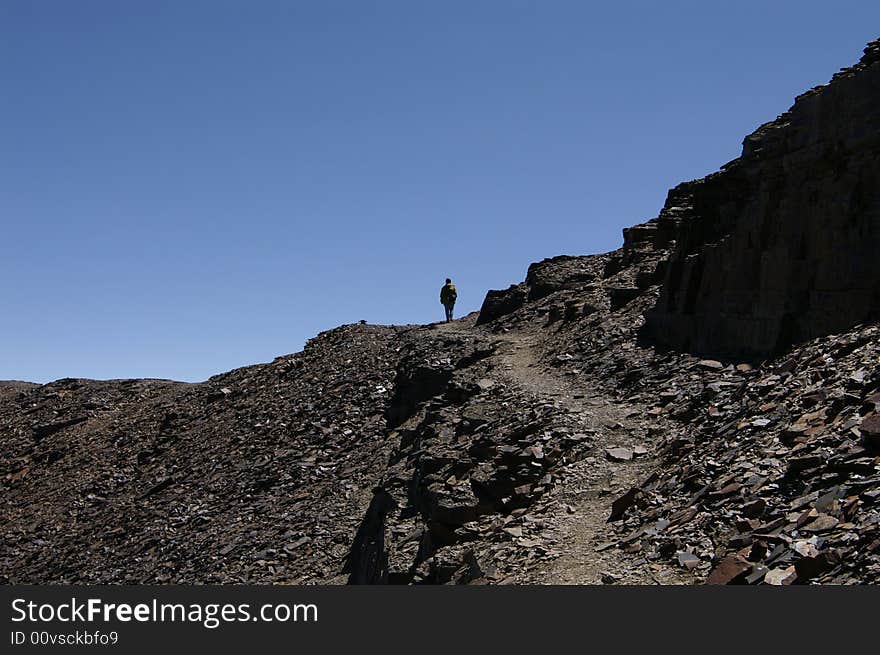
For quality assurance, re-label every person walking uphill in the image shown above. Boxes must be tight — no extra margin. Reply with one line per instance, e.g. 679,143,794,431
440,278,457,323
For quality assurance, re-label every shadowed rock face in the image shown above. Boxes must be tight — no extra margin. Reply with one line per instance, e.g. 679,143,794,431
476,255,613,326
475,285,529,326
644,39,880,358
343,488,398,584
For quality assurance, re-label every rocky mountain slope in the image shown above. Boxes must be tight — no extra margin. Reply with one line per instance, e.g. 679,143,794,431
2,38,879,585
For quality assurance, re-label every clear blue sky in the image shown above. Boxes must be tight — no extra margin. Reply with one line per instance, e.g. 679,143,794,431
2,1,878,383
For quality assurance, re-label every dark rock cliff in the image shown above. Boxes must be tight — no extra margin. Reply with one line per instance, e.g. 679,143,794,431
644,39,880,357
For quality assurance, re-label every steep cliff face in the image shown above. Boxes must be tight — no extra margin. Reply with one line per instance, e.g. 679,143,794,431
645,39,880,357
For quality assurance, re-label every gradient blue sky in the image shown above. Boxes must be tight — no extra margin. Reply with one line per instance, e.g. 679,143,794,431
3,1,879,383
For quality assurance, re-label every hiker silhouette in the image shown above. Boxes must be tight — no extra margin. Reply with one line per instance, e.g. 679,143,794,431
440,278,457,322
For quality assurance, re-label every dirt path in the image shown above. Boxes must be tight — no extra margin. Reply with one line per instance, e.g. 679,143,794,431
493,334,655,583
487,330,688,585
431,318,689,584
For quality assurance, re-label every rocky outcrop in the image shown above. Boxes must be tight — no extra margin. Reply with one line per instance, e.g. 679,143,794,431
475,284,529,325
644,38,880,357
524,256,603,300
476,255,612,325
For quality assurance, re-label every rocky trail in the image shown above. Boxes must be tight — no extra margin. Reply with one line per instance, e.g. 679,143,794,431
493,336,678,584
422,317,691,584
